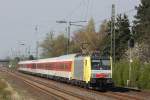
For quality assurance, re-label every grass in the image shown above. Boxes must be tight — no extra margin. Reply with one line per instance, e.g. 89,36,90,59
0,79,12,100
0,76,28,100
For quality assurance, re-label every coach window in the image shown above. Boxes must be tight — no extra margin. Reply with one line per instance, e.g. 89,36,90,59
22,65,26,68
48,63,51,70
24,64,27,68
47,63,49,70
43,64,45,69
51,62,54,70
66,63,69,71
46,63,47,69
20,64,22,68
54,62,57,70
59,63,61,70
63,63,66,71
45,63,48,69
33,64,36,69
37,64,39,69
38,64,40,69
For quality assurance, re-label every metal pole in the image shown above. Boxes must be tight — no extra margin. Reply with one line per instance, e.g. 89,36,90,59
67,22,71,54
129,47,132,86
112,4,115,64
111,10,113,59
56,20,86,54
111,4,115,68
28,48,30,58
36,41,39,59
35,25,39,59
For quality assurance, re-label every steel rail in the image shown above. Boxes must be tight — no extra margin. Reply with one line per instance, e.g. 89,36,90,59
0,68,144,100
1,69,92,100
16,71,94,100
17,71,143,100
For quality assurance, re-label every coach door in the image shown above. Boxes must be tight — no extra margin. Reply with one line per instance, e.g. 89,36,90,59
73,57,84,80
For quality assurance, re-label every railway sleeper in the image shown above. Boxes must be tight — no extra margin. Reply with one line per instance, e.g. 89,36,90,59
18,71,112,91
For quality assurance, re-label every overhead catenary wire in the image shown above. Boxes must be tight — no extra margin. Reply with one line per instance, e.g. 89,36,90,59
66,0,85,20
40,1,138,44
89,0,94,19
83,7,137,50
38,0,138,33
95,7,136,26
85,0,90,21
35,0,87,36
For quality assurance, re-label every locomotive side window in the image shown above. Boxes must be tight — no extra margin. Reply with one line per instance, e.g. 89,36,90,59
85,60,87,66
102,60,110,66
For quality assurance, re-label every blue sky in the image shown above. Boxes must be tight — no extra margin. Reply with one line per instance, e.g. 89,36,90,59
0,0,140,58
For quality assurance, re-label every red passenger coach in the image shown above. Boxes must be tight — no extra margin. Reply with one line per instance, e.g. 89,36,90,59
18,54,76,80
36,61,72,71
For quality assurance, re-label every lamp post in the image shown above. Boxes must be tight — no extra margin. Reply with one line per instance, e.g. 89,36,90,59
19,43,31,60
35,25,39,59
19,43,25,60
56,20,86,54
127,35,134,87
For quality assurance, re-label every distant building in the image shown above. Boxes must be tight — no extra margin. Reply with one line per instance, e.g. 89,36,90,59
0,59,9,67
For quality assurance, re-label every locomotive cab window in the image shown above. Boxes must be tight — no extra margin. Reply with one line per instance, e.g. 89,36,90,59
91,59,110,70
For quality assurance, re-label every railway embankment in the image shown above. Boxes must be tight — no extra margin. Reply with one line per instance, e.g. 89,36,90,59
0,69,54,100
0,75,21,100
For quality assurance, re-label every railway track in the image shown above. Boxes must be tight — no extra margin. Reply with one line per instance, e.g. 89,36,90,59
0,68,145,100
100,91,143,100
0,69,93,100
16,71,144,100
15,72,94,100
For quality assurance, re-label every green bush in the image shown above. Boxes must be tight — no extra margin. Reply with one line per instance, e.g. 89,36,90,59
138,63,150,89
113,60,129,86
112,59,150,89
130,59,141,87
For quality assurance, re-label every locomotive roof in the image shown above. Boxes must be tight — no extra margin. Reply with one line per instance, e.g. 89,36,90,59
19,54,77,64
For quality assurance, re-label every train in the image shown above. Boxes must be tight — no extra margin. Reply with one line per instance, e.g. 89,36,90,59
18,53,113,90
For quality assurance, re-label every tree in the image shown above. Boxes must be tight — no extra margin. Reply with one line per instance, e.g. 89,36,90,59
98,20,108,43
52,34,68,56
134,0,150,41
40,32,55,57
115,14,131,60
40,32,68,57
97,20,111,55
72,18,98,53
101,14,131,60
86,18,96,33
133,0,150,62
28,55,34,60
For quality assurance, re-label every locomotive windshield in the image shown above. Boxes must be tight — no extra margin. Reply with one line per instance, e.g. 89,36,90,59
91,59,111,70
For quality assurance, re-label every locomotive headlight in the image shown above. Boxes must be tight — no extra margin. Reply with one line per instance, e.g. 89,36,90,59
107,73,111,78
92,73,96,78
106,78,113,83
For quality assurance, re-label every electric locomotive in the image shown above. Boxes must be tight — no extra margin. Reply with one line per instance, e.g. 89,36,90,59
72,53,113,89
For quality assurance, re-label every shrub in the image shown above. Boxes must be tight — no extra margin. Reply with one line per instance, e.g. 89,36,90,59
0,80,12,100
138,63,150,89
112,59,147,88
113,60,129,86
